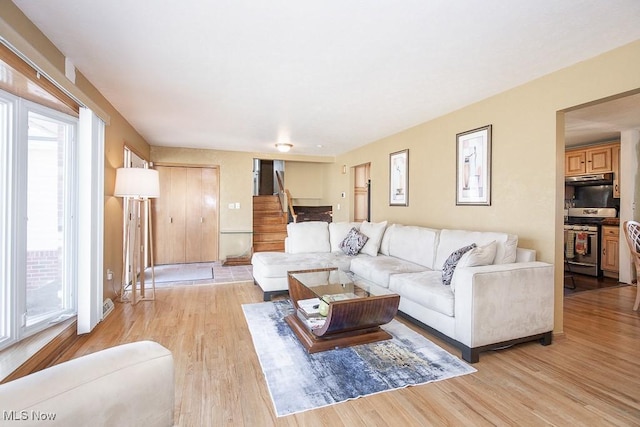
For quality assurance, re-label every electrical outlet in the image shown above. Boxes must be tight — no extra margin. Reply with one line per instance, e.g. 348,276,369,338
235,202,240,209
228,203,235,209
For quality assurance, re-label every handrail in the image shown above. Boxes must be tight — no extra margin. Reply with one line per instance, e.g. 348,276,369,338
285,189,297,223
275,171,297,222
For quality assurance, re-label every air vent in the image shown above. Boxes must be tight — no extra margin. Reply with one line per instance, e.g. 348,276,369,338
103,298,114,318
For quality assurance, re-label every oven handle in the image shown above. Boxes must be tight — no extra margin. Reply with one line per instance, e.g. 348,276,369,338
567,261,597,267
565,229,598,235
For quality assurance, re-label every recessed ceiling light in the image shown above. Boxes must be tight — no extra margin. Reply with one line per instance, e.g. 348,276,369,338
317,144,323,148
275,143,293,153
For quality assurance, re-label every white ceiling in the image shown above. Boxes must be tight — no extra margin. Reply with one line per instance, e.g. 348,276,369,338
12,1,640,156
565,92,640,147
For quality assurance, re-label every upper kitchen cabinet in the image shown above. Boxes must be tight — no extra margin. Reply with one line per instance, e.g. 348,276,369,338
565,142,619,176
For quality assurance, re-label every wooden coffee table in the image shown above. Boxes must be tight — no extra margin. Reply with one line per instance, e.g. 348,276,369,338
285,267,400,353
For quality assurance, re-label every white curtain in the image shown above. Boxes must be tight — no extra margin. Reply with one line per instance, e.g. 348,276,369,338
77,108,105,334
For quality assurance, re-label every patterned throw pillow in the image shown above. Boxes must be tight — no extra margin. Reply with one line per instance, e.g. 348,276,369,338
339,227,369,256
441,243,477,286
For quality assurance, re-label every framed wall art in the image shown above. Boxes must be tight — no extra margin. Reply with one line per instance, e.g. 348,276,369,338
389,149,408,206
456,125,492,206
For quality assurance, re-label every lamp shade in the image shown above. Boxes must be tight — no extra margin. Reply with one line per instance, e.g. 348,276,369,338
114,168,160,198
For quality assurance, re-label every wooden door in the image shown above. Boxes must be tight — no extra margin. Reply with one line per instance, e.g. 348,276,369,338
169,168,187,263
200,167,219,261
154,166,173,264
354,163,370,222
154,165,219,264
185,168,203,262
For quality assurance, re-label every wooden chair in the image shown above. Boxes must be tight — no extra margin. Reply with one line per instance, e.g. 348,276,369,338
622,220,640,311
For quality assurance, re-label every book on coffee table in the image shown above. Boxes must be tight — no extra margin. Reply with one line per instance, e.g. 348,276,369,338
296,309,326,330
297,298,322,318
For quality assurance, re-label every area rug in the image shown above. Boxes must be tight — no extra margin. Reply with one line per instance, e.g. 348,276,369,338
145,263,213,284
242,300,476,417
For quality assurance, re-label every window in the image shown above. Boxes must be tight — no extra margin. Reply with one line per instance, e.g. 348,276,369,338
0,91,78,350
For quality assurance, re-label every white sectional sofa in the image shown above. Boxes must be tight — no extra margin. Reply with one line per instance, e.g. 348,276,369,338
251,221,554,363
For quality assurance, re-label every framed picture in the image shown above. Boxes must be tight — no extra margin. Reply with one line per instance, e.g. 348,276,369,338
389,149,408,206
456,125,492,206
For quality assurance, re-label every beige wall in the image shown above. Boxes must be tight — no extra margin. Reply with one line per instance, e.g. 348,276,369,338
1,2,150,301
286,161,332,206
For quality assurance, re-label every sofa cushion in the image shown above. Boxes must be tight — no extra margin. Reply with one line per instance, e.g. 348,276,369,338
379,223,396,255
339,227,369,255
329,222,362,252
286,221,330,254
442,244,476,286
457,240,497,268
434,229,518,269
388,225,440,268
360,221,388,256
389,271,455,317
349,255,428,288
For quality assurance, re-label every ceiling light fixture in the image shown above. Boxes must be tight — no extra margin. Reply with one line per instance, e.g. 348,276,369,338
275,143,293,153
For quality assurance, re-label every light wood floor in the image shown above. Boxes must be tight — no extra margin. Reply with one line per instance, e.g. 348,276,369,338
57,281,640,426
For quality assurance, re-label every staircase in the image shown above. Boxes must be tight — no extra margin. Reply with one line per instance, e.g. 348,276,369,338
253,195,288,252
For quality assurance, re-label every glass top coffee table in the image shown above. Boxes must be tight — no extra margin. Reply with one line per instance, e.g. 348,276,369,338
285,267,400,353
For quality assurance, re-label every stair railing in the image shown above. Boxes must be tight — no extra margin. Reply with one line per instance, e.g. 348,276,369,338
275,171,297,222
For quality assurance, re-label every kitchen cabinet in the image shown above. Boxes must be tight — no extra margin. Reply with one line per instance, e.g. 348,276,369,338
601,225,619,278
153,165,219,264
613,144,621,198
565,144,614,176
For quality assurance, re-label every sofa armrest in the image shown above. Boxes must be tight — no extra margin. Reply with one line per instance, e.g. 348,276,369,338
452,262,554,348
515,247,536,262
0,341,174,427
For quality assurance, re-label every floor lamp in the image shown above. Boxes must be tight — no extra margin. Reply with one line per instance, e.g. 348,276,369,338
114,167,160,304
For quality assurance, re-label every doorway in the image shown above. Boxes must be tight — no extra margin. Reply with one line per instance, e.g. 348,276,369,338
563,91,640,292
354,163,371,222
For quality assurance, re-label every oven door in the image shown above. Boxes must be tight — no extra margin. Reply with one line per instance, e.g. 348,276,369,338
564,227,599,276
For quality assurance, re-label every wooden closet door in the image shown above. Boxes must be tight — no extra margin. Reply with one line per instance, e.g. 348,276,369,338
154,165,219,264
200,167,219,262
185,167,219,262
154,166,187,264
185,168,203,262
169,168,187,263
154,166,173,265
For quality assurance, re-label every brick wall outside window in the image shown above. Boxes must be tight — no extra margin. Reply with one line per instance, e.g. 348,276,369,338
26,250,61,289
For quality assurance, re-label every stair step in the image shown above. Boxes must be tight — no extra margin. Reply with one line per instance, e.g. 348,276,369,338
253,224,287,233
256,211,282,217
253,241,285,252
254,232,288,242
254,215,288,225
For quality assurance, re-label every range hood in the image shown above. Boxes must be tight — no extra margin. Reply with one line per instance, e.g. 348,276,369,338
565,173,613,186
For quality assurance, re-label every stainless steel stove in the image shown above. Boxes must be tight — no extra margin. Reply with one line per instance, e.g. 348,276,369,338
564,207,617,277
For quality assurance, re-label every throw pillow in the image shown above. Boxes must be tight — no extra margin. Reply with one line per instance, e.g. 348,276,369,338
339,227,369,256
360,220,388,256
457,240,497,268
442,243,477,287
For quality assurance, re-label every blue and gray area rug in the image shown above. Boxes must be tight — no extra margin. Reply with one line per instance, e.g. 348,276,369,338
242,300,476,417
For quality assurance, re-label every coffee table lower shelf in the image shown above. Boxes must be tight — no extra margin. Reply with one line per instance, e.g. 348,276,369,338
284,314,393,353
